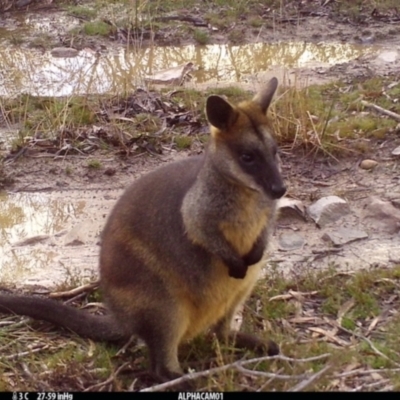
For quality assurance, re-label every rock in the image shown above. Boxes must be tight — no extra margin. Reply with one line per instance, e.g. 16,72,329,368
359,159,378,170
364,197,400,234
392,146,400,157
322,228,368,247
51,47,79,58
277,198,306,221
278,232,305,251
104,168,116,176
307,196,350,228
64,220,98,246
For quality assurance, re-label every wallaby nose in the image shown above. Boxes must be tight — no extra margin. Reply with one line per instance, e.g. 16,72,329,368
271,183,286,199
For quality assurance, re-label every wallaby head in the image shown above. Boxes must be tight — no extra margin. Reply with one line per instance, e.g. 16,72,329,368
205,77,286,200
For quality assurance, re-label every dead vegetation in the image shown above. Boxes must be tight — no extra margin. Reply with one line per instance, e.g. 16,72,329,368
1,75,399,171
1,265,399,391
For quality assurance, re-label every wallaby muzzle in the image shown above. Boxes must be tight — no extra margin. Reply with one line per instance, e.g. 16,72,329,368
270,182,286,199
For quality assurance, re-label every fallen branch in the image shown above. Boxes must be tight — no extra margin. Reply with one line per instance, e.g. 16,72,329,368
361,100,400,122
288,364,331,392
234,364,309,380
335,367,400,379
49,281,99,299
140,353,331,392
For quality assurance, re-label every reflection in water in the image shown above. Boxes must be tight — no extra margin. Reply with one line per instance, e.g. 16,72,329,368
0,41,376,97
0,192,86,283
0,192,85,244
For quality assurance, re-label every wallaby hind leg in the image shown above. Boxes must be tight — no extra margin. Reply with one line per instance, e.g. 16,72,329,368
123,306,188,382
213,311,279,356
145,330,183,382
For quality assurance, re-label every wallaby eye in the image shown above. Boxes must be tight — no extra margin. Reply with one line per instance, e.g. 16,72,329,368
240,153,255,164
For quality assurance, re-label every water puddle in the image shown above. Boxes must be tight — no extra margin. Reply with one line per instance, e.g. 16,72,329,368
0,41,379,97
0,190,116,287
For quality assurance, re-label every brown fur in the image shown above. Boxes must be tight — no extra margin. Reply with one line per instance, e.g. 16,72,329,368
0,78,286,382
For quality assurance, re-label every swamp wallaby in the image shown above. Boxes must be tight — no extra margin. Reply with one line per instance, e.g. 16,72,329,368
0,78,286,382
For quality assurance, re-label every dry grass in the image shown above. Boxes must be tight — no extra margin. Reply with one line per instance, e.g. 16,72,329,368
1,75,398,164
1,265,399,391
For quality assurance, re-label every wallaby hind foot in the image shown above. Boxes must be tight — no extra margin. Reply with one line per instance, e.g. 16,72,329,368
213,319,279,356
224,331,279,356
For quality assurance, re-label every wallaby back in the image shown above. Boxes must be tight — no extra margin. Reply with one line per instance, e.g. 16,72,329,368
0,78,286,383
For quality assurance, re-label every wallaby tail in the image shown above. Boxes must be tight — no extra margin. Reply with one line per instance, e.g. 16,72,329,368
0,293,126,342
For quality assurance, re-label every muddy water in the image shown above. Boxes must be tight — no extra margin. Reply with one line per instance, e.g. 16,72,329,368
0,190,119,287
0,41,378,97
1,183,399,289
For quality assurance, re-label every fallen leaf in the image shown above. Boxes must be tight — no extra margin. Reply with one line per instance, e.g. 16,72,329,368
337,299,355,325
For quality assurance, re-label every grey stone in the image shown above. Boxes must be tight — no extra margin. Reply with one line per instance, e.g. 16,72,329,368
322,228,368,247
307,196,350,227
278,232,305,251
364,197,400,234
277,198,306,221
392,146,400,156
359,159,378,170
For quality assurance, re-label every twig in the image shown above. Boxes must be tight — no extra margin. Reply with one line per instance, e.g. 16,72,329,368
361,100,400,122
83,361,130,392
49,281,99,299
288,365,331,392
335,367,400,379
379,384,395,391
140,353,331,392
351,378,391,392
5,345,49,360
333,322,400,367
235,364,309,380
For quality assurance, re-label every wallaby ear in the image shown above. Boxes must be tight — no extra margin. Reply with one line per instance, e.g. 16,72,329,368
252,77,278,114
206,95,238,130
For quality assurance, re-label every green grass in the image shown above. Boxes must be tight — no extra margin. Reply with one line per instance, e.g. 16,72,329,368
87,159,102,169
67,5,98,19
174,135,193,150
193,29,210,45
83,21,112,37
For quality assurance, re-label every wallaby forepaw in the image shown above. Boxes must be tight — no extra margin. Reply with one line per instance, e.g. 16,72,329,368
228,265,248,279
266,339,280,356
